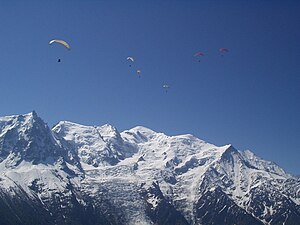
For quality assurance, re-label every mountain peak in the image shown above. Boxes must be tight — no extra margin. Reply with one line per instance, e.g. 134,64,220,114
124,126,160,141
98,124,120,137
30,110,37,117
0,111,63,166
130,125,157,133
0,111,44,135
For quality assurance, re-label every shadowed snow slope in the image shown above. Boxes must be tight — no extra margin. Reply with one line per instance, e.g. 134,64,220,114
0,112,299,225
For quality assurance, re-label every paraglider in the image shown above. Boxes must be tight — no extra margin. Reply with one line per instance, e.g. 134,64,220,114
194,52,205,62
219,48,229,56
127,56,134,67
49,39,70,62
163,84,170,93
137,70,141,78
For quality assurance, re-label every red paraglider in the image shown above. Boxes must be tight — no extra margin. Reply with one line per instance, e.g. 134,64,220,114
194,52,205,62
219,48,229,53
219,48,229,57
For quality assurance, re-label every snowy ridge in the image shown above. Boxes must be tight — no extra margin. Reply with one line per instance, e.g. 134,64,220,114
0,112,299,225
52,121,138,167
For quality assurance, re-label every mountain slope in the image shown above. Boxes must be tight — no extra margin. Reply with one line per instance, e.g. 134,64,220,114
0,112,299,225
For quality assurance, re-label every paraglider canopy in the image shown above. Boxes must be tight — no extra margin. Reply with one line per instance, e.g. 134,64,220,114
219,48,229,53
49,39,71,50
163,84,170,93
194,52,205,57
127,56,134,62
194,52,205,62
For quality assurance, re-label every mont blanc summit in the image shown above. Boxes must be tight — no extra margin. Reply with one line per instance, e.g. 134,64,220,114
0,112,299,225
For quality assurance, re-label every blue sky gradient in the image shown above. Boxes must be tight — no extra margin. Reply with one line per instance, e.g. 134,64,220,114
0,1,299,174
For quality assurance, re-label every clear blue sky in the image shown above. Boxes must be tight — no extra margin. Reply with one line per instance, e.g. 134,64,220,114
0,1,299,175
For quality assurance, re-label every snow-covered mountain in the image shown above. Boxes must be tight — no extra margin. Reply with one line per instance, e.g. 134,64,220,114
0,112,299,225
